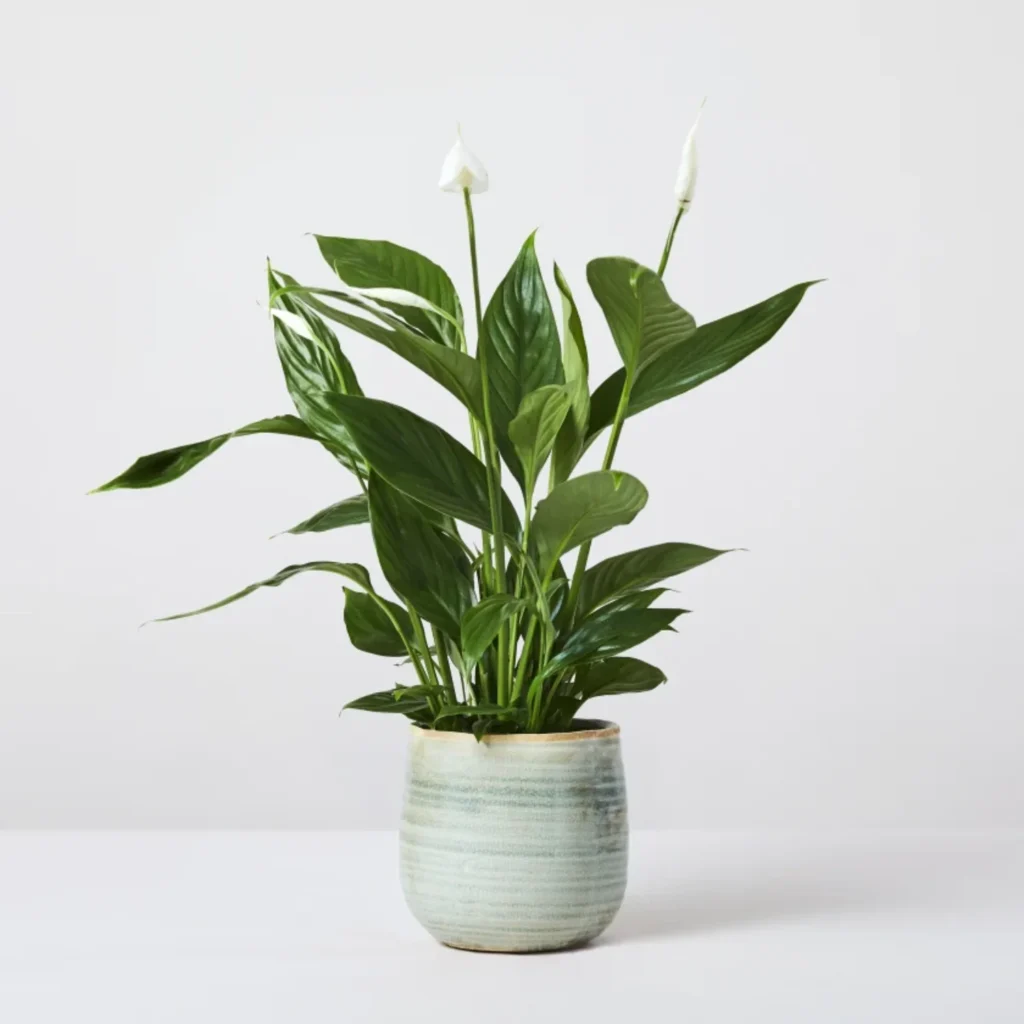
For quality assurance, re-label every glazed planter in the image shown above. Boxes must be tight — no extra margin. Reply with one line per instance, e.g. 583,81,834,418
399,720,628,952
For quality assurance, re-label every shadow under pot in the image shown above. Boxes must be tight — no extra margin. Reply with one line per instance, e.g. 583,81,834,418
399,720,628,953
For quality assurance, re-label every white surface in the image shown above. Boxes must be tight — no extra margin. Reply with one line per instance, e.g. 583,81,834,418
1,830,1022,1022
3,0,1024,829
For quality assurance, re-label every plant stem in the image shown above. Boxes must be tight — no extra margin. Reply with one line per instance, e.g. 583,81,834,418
462,188,511,706
657,206,684,278
408,607,441,692
431,624,457,704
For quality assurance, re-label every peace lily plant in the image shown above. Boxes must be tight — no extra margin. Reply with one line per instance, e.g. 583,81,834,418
96,116,816,737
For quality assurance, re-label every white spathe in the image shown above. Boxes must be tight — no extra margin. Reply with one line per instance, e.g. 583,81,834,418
673,100,705,211
438,128,489,194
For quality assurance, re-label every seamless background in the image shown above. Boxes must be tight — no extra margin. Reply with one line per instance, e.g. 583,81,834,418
1,0,1021,828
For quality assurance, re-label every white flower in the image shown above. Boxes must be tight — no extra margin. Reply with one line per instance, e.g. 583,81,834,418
438,127,489,194
673,100,705,212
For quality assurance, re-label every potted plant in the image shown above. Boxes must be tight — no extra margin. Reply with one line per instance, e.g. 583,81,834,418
94,115,817,952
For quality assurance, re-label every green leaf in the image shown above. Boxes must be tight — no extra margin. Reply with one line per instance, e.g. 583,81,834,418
550,264,590,487
432,703,517,724
587,258,696,376
321,394,520,538
587,282,819,442
343,587,413,657
92,415,315,492
315,236,463,348
150,561,374,623
573,657,667,699
282,286,483,422
461,595,529,672
543,607,685,677
479,233,563,485
531,470,648,575
579,542,731,617
276,494,369,536
368,474,472,639
590,587,670,616
344,689,431,716
508,385,571,497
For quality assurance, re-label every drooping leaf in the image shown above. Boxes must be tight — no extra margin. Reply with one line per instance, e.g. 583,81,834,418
276,494,369,536
343,689,432,717
315,236,463,348
479,233,563,485
573,657,667,699
508,385,571,497
367,474,472,639
587,282,819,442
92,415,315,492
149,561,375,623
579,542,731,616
531,470,648,575
542,607,685,677
461,594,529,672
588,587,670,616
587,258,696,376
321,394,520,538
282,286,483,422
550,263,590,487
343,587,413,657
432,703,520,724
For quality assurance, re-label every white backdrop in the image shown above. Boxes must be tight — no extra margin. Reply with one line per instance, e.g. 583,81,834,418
1,0,1021,829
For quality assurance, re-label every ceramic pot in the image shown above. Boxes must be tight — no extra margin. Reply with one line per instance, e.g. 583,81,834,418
399,720,628,953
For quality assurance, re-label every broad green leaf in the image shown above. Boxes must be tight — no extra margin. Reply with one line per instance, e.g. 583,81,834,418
461,595,529,672
587,258,695,376
579,542,730,616
150,561,374,623
92,415,315,492
508,385,571,497
587,282,819,442
542,607,685,677
432,703,518,724
283,286,483,422
269,268,365,474
550,264,590,487
531,471,648,574
343,587,413,657
321,394,520,538
315,236,463,348
343,689,431,716
368,474,472,639
276,494,369,536
589,587,671,616
573,657,667,699
479,233,563,485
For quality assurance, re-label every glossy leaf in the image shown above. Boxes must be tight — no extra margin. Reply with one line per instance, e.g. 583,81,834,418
508,385,571,497
368,474,472,639
461,594,529,671
283,286,484,422
343,587,412,657
315,236,463,348
587,258,696,376
150,562,375,623
543,607,685,676
479,233,564,484
550,264,590,487
579,542,730,616
531,471,648,575
588,282,819,441
322,394,520,538
432,703,517,724
276,494,368,536
573,657,667,699
589,587,671,616
92,415,315,492
344,689,431,716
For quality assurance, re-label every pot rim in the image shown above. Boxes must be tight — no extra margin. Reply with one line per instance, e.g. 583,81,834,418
409,719,619,743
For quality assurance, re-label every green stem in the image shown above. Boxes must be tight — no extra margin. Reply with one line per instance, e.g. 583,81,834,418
408,607,441,692
462,188,511,706
657,206,684,278
431,625,457,704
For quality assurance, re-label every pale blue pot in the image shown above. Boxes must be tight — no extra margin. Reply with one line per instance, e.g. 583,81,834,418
399,720,628,953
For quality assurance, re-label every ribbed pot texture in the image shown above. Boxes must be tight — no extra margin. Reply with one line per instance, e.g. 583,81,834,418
399,720,628,953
